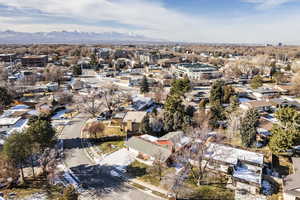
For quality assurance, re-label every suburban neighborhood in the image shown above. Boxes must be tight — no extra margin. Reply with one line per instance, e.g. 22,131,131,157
1,1,300,199
1,43,300,200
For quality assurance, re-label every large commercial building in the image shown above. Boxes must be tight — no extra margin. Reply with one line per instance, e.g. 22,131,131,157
172,63,220,80
21,55,48,67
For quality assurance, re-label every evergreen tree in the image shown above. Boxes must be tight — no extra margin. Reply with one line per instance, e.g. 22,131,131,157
163,112,174,132
0,87,12,106
269,125,300,154
250,75,263,89
170,77,191,96
209,102,225,128
269,107,300,154
164,94,184,114
140,115,152,134
3,132,31,181
72,65,82,76
240,109,259,147
90,54,98,67
223,85,235,104
27,119,56,151
275,107,300,128
225,95,239,114
209,80,225,104
140,75,150,94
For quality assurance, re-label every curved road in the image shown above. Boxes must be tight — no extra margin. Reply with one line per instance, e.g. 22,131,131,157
60,113,162,200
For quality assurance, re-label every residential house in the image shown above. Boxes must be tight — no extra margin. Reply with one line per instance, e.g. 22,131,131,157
126,134,172,165
159,131,190,151
146,65,163,73
202,143,264,194
240,100,275,112
122,111,147,133
252,88,281,100
126,131,190,165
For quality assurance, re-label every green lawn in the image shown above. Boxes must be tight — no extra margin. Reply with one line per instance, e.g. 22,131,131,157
190,185,234,200
184,170,234,200
98,141,125,154
127,161,161,186
126,161,175,187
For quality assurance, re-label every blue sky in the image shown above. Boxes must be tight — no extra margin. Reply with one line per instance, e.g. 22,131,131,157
0,0,300,43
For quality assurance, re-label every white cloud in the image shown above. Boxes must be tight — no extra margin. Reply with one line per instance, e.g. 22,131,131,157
242,0,298,9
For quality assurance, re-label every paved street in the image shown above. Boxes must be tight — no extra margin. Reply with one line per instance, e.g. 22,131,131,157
60,113,162,200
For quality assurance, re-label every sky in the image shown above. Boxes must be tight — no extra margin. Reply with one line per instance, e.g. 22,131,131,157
0,0,300,44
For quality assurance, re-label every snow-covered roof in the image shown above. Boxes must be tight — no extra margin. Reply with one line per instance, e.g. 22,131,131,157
8,119,29,134
11,104,30,110
205,143,264,166
51,109,69,120
0,117,21,126
233,164,262,185
141,134,158,142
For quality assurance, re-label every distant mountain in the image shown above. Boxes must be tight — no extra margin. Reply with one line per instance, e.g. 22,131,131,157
0,30,166,44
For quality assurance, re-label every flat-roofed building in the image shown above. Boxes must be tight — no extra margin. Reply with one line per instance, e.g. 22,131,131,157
172,63,220,80
0,53,16,63
21,55,48,67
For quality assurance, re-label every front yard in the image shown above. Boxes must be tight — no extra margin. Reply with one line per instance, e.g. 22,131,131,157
126,161,161,186
0,181,63,200
84,121,125,138
126,160,175,187
98,140,125,154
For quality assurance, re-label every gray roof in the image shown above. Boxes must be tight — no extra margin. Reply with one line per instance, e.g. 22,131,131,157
126,136,172,162
160,131,184,144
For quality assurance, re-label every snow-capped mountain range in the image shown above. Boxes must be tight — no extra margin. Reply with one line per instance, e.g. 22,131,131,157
0,30,166,44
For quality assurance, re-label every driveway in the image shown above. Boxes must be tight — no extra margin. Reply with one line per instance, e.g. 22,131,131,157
59,114,162,200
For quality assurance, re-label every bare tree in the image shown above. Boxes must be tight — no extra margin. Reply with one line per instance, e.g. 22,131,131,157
175,127,225,186
226,110,244,141
0,66,8,84
100,84,129,112
85,122,105,138
55,91,73,105
292,72,300,96
0,153,19,189
149,151,166,181
44,65,65,84
38,148,59,183
78,92,105,117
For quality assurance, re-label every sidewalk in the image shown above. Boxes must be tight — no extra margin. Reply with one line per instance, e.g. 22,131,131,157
130,178,170,197
81,119,171,199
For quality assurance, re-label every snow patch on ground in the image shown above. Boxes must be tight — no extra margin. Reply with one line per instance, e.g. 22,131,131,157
99,148,135,169
110,170,121,177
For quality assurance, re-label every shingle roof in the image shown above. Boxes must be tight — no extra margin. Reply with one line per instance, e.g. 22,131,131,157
126,136,172,162
123,111,147,123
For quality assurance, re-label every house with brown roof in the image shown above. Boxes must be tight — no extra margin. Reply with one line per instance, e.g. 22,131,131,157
122,111,147,133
